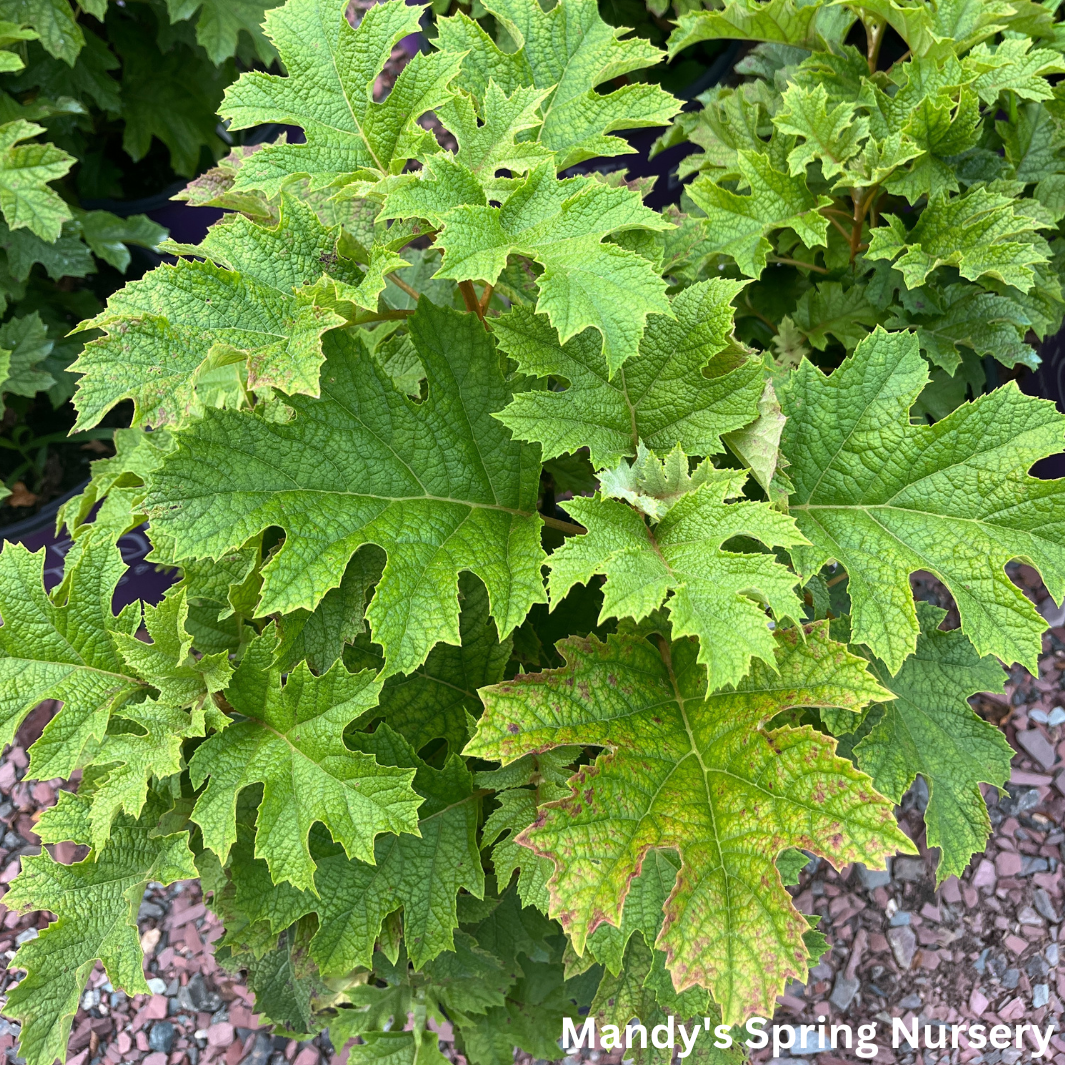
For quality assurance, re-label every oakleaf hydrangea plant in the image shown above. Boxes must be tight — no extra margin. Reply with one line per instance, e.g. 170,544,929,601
1,0,1063,1061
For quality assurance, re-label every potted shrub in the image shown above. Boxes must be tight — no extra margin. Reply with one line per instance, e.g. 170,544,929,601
2,0,1065,1062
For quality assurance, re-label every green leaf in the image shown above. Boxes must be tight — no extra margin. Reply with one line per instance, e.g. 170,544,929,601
110,16,230,178
0,0,82,65
0,118,73,242
0,217,91,282
0,540,143,782
3,800,197,1065
275,546,385,675
969,39,1065,106
441,0,678,169
780,327,1065,672
466,623,906,1023
373,572,514,755
848,603,1012,882
668,0,821,56
866,188,1052,291
310,724,484,971
72,194,349,431
189,627,423,892
0,311,53,397
772,83,868,183
74,209,168,274
791,281,881,352
549,465,806,690
388,163,673,374
688,150,831,278
493,280,764,469
165,0,282,64
222,0,462,194
145,300,546,678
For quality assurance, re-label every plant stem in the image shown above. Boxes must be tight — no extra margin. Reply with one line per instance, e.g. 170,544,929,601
541,514,585,535
458,280,486,323
865,16,886,73
826,570,849,588
349,309,415,325
478,283,494,315
387,273,420,301
769,256,829,274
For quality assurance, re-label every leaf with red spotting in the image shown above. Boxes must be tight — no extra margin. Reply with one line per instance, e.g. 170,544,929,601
465,621,912,1024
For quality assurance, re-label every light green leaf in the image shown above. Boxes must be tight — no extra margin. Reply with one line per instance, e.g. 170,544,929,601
0,0,81,65
780,327,1065,672
494,280,763,468
0,118,73,242
467,623,905,1023
389,163,673,374
190,628,422,892
72,193,349,431
688,150,831,278
969,38,1065,105
866,188,1051,291
0,540,142,782
3,800,196,1065
791,281,881,352
144,299,547,679
549,467,806,690
222,0,462,194
772,83,868,183
668,0,820,56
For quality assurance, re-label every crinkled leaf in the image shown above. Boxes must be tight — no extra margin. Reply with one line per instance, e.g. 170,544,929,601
222,0,462,194
189,628,422,892
0,311,54,397
494,279,764,469
4,800,196,1065
466,623,905,1023
549,468,806,690
780,327,1065,672
688,151,830,278
72,194,350,431
145,300,546,678
0,118,73,242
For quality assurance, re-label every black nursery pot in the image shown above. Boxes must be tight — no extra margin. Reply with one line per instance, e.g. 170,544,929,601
1,484,175,607
1021,331,1065,480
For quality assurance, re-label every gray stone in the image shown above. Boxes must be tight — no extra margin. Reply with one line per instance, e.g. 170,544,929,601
1049,706,1065,727
1033,983,1050,1008
1018,905,1045,926
1021,856,1050,876
149,1022,175,1053
1015,729,1059,770
14,928,36,946
1003,968,1020,990
1045,943,1060,966
1034,888,1060,923
857,862,892,890
897,993,923,1010
243,1034,272,1065
888,926,917,970
893,857,926,882
138,900,165,920
829,973,860,1011
889,910,912,927
146,977,166,995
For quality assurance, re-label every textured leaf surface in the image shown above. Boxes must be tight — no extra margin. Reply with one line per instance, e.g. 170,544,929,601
0,119,73,242
0,311,53,397
440,0,678,168
494,280,764,468
145,300,546,677
190,628,422,892
4,801,196,1065
310,725,484,971
222,0,462,193
165,0,282,63
389,163,672,374
550,468,805,689
0,541,142,781
780,327,1065,672
467,624,906,1022
688,151,830,277
850,604,1011,882
73,195,349,431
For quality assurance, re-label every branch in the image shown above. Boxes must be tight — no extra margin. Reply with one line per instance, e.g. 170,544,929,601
458,279,486,323
387,272,421,301
768,256,829,275
478,283,494,315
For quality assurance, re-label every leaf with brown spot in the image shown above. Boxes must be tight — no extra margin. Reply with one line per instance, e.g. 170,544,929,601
465,622,911,1023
